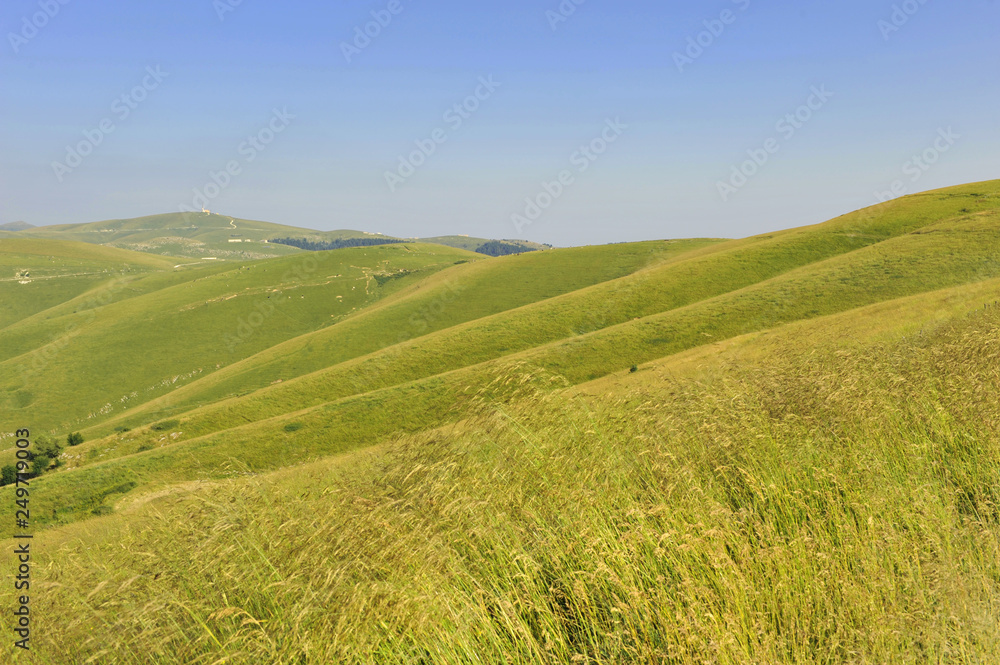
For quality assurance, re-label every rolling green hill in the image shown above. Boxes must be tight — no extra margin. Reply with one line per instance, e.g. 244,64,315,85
2,180,1000,663
0,242,482,433
6,248,1000,664
0,221,34,232
12,213,553,259
2,180,998,526
66,181,998,449
0,238,181,331
83,238,719,433
14,212,332,259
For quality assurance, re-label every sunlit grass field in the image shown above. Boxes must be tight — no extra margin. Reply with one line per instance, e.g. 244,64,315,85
1,181,999,663
5,276,999,663
0,242,482,433
0,238,178,330
19,192,995,528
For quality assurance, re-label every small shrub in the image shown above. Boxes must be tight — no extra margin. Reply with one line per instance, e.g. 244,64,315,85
374,270,411,286
91,505,113,516
67,432,84,446
630,365,639,373
150,419,180,432
0,465,16,487
30,455,52,477
114,426,131,433
31,435,63,461
137,444,153,453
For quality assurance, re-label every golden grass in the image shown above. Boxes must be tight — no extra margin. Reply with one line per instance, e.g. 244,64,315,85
5,296,999,663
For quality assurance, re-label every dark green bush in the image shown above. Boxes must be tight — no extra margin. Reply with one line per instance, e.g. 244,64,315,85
150,419,180,432
31,435,63,462
30,455,52,477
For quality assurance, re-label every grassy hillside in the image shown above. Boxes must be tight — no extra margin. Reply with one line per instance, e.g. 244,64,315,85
0,238,180,331
24,201,1000,530
16,254,1000,532
16,212,552,259
74,181,999,447
4,264,1000,663
2,180,1000,663
0,221,34,231
0,242,480,433
89,239,719,431
3,181,998,531
16,212,325,259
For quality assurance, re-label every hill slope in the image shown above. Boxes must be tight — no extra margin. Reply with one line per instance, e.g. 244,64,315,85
0,238,182,331
0,221,34,231
2,180,1000,663
5,242,1000,663
15,212,335,259
73,181,999,445
0,242,482,432
15,213,554,258
1,180,997,527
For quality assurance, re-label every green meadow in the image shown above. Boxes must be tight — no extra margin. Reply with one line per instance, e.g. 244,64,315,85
13,212,365,259
2,181,1000,663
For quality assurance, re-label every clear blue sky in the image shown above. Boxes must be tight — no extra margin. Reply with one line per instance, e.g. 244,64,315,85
1,0,997,245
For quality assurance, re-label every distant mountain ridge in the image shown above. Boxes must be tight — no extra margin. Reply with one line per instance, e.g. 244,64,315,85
8,212,549,258
0,221,34,231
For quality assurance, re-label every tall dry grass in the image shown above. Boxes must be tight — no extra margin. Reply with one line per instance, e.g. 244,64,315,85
8,309,1000,664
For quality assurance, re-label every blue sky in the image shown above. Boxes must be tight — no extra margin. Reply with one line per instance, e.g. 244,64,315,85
1,0,997,245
